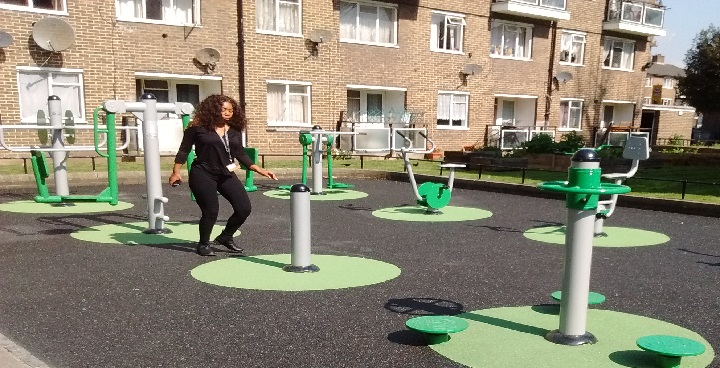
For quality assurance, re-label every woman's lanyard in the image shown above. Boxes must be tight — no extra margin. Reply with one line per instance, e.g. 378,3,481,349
221,126,233,162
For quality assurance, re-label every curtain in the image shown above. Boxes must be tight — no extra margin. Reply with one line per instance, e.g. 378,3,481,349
559,102,569,128
288,85,307,123
490,24,502,55
451,96,467,126
603,40,612,67
256,0,275,31
174,0,193,23
569,102,581,129
358,5,375,42
621,42,634,69
278,0,299,33
52,73,81,119
437,94,450,122
266,85,284,123
117,0,142,18
377,6,394,44
339,2,356,39
18,72,49,122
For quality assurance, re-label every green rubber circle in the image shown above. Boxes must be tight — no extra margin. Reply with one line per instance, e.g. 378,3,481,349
431,306,715,368
406,316,469,334
637,335,707,357
372,205,492,222
524,226,670,247
190,254,401,291
71,221,225,245
550,291,606,305
0,200,133,214
264,189,368,201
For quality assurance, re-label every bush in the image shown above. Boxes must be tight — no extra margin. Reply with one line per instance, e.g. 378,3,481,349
519,133,556,154
555,131,585,153
668,134,685,146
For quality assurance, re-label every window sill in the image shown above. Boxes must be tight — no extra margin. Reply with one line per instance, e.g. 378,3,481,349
558,61,584,67
267,122,313,128
340,39,399,48
557,128,582,132
0,5,68,15
431,49,464,55
490,54,532,62
116,18,202,27
436,126,469,131
256,29,303,38
601,67,634,72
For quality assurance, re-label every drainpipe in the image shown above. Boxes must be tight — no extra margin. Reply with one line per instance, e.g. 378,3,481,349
237,1,247,111
544,21,558,129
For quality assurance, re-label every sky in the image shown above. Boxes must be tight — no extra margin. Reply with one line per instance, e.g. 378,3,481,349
653,0,719,68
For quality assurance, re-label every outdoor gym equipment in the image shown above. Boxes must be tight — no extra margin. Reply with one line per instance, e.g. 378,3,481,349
396,131,465,213
103,94,194,234
538,149,630,346
283,183,319,273
270,126,361,195
594,133,650,236
0,95,135,205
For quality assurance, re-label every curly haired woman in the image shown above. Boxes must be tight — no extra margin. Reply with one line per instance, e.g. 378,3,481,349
169,94,277,256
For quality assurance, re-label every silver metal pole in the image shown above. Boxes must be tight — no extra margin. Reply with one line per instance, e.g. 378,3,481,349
48,95,69,197
284,184,319,273
311,126,324,195
140,93,170,234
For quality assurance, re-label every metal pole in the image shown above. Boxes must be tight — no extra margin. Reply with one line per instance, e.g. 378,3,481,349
48,95,69,197
283,184,319,273
140,93,170,234
310,126,324,195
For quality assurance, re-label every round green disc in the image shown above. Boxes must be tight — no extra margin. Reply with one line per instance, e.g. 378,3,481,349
637,335,706,357
190,254,401,291
524,226,670,247
431,306,715,368
550,291,606,305
264,189,368,201
71,221,225,245
0,200,133,214
372,205,492,222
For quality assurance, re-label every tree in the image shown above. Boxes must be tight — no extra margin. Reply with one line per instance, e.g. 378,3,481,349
678,25,720,114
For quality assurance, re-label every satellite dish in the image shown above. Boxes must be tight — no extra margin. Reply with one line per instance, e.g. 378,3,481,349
0,30,13,48
308,29,332,44
195,47,221,65
32,18,75,52
463,64,482,75
555,71,573,83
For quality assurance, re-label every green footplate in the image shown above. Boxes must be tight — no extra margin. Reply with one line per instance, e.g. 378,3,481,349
551,291,606,305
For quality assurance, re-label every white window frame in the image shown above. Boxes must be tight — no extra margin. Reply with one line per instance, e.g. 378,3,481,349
266,80,312,127
436,91,469,130
430,11,465,54
643,97,651,105
0,0,67,14
339,0,398,47
115,0,200,26
559,30,585,66
645,77,652,87
16,66,86,124
490,20,533,61
661,98,673,106
255,0,302,36
603,37,635,71
559,98,583,131
663,77,674,89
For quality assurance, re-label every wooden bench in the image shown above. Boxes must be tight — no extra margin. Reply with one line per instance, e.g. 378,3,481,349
405,315,469,345
636,335,706,368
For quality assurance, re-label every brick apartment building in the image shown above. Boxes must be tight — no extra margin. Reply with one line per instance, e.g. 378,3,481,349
0,0,668,158
640,54,697,145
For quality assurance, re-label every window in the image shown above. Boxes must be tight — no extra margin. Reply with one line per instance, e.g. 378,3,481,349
559,99,582,130
645,77,652,87
256,0,301,35
0,0,65,12
661,98,672,106
643,97,651,105
430,12,465,53
267,81,311,126
437,92,468,129
490,21,532,60
603,38,634,70
17,67,84,123
339,1,397,46
663,78,674,89
559,31,584,65
116,0,198,24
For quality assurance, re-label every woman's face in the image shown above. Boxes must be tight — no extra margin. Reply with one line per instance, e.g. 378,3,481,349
220,101,234,121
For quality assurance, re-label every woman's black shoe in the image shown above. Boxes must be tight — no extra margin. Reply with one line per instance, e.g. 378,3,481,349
196,243,216,256
214,234,244,253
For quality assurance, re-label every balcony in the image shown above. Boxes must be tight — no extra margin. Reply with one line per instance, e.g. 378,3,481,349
491,0,570,21
603,0,666,37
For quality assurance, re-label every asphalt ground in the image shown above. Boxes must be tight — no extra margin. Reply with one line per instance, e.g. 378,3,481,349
0,179,717,367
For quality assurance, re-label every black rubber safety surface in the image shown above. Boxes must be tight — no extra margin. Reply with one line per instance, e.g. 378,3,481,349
0,180,717,368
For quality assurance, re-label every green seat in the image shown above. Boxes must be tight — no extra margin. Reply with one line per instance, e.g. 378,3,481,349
405,315,469,345
636,335,706,368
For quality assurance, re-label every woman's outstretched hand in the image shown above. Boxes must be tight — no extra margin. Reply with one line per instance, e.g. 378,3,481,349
261,169,278,180
168,172,183,187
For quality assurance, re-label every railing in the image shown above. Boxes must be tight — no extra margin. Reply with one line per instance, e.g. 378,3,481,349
607,0,664,28
486,125,557,150
494,0,566,10
337,110,428,153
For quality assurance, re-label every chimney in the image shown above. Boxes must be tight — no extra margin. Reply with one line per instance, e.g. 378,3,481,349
652,54,665,64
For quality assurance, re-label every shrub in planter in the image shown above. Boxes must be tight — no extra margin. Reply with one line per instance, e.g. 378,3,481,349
555,131,585,154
